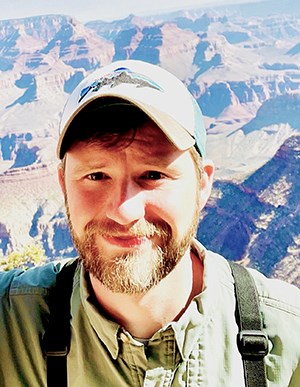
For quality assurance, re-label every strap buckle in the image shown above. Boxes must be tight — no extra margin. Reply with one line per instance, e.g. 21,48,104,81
43,332,69,357
237,330,269,360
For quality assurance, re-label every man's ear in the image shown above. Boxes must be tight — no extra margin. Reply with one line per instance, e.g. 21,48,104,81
199,159,215,210
57,163,66,194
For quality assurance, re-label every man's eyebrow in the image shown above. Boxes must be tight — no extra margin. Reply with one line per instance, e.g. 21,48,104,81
69,161,107,173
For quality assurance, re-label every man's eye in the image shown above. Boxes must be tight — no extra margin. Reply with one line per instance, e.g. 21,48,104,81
87,172,105,181
142,171,164,180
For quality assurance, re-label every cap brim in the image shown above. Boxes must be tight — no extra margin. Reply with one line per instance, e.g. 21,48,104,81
57,93,195,159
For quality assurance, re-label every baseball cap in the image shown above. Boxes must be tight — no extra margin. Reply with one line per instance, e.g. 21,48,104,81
57,60,206,159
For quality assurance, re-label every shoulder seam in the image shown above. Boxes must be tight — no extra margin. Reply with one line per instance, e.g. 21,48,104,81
259,294,300,318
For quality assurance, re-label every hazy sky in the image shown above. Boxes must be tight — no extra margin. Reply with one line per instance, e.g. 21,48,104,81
1,0,261,22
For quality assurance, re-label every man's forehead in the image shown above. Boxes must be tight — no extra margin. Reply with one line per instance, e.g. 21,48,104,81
80,121,180,156
131,125,177,154
65,126,188,168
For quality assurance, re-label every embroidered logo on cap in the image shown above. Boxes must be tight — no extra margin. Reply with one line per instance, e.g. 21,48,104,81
78,67,163,103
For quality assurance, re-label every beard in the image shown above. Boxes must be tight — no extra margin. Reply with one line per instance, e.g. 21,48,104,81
66,199,200,295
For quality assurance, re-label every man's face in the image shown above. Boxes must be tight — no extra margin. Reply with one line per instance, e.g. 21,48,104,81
59,122,213,294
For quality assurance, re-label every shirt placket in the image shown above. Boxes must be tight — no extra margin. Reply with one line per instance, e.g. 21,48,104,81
143,330,181,387
119,329,181,387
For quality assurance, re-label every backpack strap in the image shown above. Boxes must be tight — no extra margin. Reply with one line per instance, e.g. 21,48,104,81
43,259,78,387
228,260,268,387
42,258,268,387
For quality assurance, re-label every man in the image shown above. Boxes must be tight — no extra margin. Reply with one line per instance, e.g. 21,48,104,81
0,60,299,386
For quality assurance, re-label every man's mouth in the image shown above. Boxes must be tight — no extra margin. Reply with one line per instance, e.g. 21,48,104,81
102,234,150,248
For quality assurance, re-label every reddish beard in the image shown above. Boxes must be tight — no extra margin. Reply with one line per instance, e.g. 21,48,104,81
73,219,175,292
67,215,197,294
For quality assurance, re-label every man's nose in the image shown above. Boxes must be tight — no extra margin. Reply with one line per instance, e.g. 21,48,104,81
105,181,146,226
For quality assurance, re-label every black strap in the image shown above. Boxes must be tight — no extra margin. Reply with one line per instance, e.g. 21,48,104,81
43,259,78,387
228,261,268,387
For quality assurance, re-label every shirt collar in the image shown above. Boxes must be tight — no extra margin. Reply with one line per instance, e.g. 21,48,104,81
171,239,234,360
79,267,120,359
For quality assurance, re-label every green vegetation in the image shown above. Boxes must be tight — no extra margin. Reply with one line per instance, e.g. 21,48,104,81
0,244,46,271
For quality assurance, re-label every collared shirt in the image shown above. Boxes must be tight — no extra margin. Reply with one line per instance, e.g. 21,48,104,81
0,241,300,386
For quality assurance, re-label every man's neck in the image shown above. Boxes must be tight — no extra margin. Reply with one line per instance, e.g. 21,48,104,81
89,250,203,339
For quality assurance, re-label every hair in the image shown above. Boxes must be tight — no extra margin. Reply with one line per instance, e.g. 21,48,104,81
189,146,204,185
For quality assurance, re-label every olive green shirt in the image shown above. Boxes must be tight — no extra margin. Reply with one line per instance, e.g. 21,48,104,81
0,241,300,386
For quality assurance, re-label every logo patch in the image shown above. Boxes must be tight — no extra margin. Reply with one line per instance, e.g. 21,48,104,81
78,67,162,103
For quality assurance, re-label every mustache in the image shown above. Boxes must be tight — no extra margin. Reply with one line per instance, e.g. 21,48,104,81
84,219,170,239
